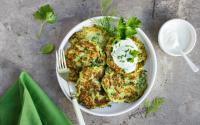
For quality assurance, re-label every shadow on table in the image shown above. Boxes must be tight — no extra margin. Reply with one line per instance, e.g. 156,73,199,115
0,57,21,96
141,0,180,44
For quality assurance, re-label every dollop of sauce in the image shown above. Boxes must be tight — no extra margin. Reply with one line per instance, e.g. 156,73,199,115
111,38,139,73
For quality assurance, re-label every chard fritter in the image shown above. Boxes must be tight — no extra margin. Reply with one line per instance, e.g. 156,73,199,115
105,37,147,74
101,68,147,103
76,66,110,108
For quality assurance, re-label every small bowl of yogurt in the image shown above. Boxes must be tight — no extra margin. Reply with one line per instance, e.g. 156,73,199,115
158,19,197,56
158,19,199,72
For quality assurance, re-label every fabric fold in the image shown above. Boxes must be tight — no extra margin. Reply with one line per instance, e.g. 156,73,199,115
0,71,72,125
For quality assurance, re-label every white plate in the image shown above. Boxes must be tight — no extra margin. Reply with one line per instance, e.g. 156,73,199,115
56,16,157,116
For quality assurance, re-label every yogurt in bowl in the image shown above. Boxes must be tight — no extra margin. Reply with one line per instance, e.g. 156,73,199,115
158,19,197,56
56,16,157,116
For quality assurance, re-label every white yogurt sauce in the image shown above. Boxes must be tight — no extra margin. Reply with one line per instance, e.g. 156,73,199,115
158,19,196,56
111,38,139,73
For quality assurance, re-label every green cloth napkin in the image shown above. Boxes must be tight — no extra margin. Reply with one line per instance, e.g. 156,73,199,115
0,71,73,125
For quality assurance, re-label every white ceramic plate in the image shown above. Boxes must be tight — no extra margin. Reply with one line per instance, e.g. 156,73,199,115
56,16,157,116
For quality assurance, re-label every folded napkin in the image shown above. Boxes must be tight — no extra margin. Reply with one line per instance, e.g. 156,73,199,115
0,71,73,125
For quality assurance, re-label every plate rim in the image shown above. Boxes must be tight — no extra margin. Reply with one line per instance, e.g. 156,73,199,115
56,16,157,116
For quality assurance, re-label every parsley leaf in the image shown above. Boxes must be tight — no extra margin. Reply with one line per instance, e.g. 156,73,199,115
127,17,141,29
117,17,141,40
40,42,55,54
117,17,126,39
129,50,139,57
127,50,139,62
127,58,134,62
94,0,141,41
144,97,165,117
126,17,141,38
33,4,56,39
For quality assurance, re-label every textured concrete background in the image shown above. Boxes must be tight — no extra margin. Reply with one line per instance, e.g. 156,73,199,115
0,0,200,125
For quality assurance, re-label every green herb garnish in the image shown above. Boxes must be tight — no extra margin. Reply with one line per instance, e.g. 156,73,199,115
94,1,141,40
92,16,117,36
144,97,165,117
33,4,56,39
40,42,55,54
117,17,141,40
124,49,130,53
117,54,126,59
125,45,134,48
126,17,141,38
127,50,139,62
93,16,141,41
127,58,134,62
130,50,139,57
107,104,112,107
119,60,125,63
117,17,126,39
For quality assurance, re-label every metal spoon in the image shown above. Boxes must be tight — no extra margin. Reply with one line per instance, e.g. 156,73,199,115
167,33,199,72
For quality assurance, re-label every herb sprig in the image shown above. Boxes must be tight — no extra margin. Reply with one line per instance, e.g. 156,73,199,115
126,17,141,37
144,97,165,117
33,4,56,39
127,50,139,62
92,16,117,36
40,42,55,54
93,16,141,40
94,0,141,40
117,17,126,39
117,17,141,40
33,4,56,54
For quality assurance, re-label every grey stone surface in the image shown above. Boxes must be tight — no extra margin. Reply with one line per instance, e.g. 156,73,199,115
0,0,200,125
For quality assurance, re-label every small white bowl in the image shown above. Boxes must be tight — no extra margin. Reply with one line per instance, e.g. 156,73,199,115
158,19,197,56
56,16,157,116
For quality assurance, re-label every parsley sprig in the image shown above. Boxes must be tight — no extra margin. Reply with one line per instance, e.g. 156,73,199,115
94,0,141,40
117,17,126,39
117,17,141,40
93,16,141,40
33,4,56,39
127,50,139,62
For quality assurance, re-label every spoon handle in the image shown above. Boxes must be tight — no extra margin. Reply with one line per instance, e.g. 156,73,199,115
179,50,199,72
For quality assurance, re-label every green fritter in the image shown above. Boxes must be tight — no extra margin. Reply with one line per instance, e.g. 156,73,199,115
65,39,106,69
76,66,110,109
76,26,111,48
105,36,147,74
65,26,110,82
101,67,147,103
66,68,79,82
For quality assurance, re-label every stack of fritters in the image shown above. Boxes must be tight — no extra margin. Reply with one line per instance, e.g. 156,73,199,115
65,26,147,109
